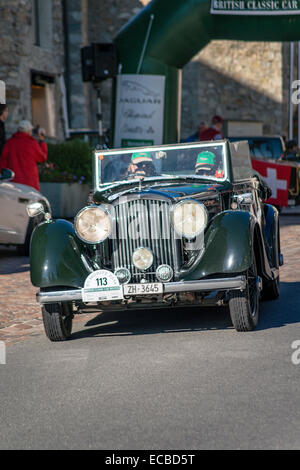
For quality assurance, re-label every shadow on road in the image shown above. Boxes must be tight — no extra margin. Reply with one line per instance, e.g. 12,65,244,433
70,305,233,341
257,281,300,331
279,214,300,227
0,247,29,275
69,281,300,341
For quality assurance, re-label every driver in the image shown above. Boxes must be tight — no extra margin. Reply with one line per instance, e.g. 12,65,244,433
128,151,157,178
195,151,217,177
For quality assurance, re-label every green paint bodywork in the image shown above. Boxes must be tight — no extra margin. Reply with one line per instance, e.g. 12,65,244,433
30,209,268,289
114,0,300,144
30,220,91,288
182,210,255,281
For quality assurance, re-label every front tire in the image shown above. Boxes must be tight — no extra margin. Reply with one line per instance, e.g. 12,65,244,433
229,258,260,332
42,303,73,342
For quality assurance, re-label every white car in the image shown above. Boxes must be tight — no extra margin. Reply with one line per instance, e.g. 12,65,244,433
0,168,51,255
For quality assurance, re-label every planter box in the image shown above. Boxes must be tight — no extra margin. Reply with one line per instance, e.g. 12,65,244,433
40,183,91,219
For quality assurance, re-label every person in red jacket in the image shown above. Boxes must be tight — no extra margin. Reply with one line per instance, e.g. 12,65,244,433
200,115,224,141
0,120,47,191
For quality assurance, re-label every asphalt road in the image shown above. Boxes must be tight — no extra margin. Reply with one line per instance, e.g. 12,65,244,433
0,216,300,450
0,283,300,450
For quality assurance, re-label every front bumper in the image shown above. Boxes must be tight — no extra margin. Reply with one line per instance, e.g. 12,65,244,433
36,275,247,304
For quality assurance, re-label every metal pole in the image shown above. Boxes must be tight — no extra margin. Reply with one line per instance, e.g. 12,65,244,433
289,42,295,141
96,86,104,149
137,14,155,74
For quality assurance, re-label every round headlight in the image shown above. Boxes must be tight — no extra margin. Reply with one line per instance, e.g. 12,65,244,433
172,201,208,239
132,247,153,271
75,206,112,244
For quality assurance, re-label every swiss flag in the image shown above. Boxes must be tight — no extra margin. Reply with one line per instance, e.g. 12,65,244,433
252,159,292,207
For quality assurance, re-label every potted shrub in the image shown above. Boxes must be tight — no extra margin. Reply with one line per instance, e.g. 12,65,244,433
39,140,93,218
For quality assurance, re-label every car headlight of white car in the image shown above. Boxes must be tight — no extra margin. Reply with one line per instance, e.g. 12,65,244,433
75,206,112,244
171,200,208,239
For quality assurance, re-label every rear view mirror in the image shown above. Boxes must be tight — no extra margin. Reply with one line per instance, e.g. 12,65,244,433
0,168,14,181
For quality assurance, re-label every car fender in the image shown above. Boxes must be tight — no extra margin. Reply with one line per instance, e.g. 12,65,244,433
182,210,270,281
30,219,92,288
262,203,280,269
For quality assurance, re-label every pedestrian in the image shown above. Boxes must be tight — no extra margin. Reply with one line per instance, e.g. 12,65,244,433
200,115,224,141
184,121,208,142
0,104,8,156
282,139,299,162
0,120,47,191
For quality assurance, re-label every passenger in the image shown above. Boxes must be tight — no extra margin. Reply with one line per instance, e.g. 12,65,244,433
128,151,157,178
283,139,300,162
184,121,208,142
195,151,218,177
200,115,224,141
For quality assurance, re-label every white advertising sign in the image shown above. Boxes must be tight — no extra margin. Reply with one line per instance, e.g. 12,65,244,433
114,74,165,148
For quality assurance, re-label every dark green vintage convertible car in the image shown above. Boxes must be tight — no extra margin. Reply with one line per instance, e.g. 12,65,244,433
27,140,282,341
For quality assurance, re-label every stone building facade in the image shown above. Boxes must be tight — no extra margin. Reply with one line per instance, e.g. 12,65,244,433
0,0,66,139
0,0,293,143
182,41,286,138
75,0,292,140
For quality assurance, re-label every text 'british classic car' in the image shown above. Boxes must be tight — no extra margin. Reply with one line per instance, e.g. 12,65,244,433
27,140,282,341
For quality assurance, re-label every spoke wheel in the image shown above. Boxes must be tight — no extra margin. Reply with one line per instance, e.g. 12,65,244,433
42,302,73,342
229,256,260,332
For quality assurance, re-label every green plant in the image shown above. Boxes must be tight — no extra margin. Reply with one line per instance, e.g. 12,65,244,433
39,140,93,184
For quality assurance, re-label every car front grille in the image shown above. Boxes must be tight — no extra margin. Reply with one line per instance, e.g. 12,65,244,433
112,197,181,283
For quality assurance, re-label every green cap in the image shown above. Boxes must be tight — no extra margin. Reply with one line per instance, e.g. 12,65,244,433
196,151,215,166
131,152,153,163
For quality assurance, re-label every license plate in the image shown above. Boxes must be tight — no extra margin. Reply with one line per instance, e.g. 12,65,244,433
288,199,296,206
123,283,163,296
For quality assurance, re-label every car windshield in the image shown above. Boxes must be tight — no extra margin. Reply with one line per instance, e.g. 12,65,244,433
230,137,283,160
96,142,227,187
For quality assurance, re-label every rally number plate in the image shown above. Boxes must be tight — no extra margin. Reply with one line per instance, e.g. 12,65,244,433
123,283,163,296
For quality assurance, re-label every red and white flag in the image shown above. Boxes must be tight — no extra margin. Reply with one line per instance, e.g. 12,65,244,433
252,159,292,207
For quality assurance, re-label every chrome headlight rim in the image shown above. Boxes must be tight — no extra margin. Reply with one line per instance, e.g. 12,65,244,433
171,200,208,239
156,264,174,283
132,247,154,272
74,205,113,245
114,267,131,285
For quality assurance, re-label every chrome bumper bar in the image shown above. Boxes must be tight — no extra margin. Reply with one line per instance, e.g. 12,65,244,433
36,276,247,304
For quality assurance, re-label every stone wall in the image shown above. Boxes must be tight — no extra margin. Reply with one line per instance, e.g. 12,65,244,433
0,0,289,142
181,41,285,139
0,0,65,139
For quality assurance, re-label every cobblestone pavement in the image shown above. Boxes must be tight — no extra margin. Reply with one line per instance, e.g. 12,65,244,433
0,215,299,345
0,250,91,345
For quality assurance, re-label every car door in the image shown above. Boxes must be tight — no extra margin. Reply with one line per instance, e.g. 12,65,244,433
0,181,28,244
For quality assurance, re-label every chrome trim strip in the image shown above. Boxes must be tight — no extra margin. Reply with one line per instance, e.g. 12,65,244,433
163,276,247,293
37,290,83,304
36,276,246,304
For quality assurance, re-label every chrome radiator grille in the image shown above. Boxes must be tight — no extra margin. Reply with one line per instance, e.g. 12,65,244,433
112,197,180,282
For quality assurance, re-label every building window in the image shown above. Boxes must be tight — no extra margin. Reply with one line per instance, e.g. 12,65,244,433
31,73,56,137
33,0,53,49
